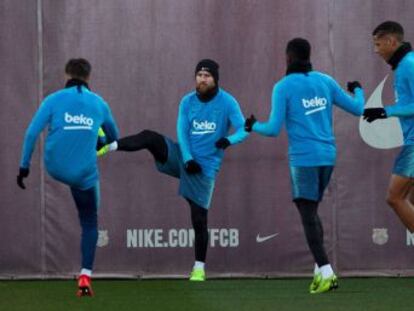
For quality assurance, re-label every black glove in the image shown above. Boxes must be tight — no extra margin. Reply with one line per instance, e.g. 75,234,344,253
363,108,387,123
184,160,202,174
215,137,230,150
347,81,362,94
245,114,257,132
17,167,30,189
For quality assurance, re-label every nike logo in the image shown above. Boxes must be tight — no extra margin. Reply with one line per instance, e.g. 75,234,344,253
359,75,403,149
256,233,279,243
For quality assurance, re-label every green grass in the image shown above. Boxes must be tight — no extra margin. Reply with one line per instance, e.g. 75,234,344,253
0,278,413,311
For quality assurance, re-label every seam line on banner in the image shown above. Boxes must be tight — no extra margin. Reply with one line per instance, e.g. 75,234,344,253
328,0,338,270
37,0,46,277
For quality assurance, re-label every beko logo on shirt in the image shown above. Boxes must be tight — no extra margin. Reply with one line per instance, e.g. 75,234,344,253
64,112,94,130
302,96,327,115
192,120,216,135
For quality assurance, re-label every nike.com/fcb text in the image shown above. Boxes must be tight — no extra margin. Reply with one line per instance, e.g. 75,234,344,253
126,228,239,248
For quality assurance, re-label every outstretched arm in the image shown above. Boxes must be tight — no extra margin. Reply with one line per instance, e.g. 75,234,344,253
384,73,414,117
220,99,249,147
251,83,286,137
18,99,52,189
363,71,414,122
386,64,414,117
20,100,52,169
333,80,365,116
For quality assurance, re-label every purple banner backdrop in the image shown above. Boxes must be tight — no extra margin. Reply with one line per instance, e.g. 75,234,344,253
0,0,43,277
1,0,414,278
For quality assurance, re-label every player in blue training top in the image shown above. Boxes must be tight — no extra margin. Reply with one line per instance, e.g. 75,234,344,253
363,22,414,235
17,59,119,297
98,59,248,281
245,38,365,294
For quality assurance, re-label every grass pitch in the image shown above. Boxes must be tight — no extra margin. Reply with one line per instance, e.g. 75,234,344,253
0,277,413,311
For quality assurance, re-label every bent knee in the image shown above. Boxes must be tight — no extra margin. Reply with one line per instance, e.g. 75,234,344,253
386,194,403,209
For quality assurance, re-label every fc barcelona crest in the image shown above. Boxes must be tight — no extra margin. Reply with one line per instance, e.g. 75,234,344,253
97,230,109,247
372,228,388,245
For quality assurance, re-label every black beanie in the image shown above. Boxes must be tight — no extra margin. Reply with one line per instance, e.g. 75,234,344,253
286,38,311,61
195,59,219,83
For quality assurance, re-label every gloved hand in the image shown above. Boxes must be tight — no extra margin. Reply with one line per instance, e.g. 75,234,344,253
17,167,30,189
215,137,230,150
363,108,387,123
184,160,202,174
245,114,257,132
347,81,362,94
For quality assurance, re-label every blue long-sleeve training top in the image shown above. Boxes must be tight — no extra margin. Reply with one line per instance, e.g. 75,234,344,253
384,51,414,145
177,88,248,178
20,86,119,190
253,71,364,167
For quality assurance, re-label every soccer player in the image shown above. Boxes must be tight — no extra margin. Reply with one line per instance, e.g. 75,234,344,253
363,21,414,233
98,59,248,281
17,59,119,296
245,38,365,293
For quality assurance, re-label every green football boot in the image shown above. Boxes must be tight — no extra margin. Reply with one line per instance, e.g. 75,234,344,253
309,272,322,293
98,127,106,138
97,144,110,157
189,268,206,281
310,274,338,294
